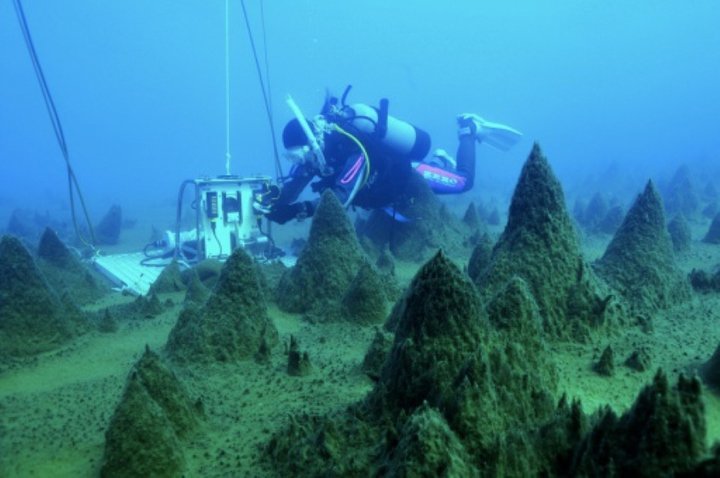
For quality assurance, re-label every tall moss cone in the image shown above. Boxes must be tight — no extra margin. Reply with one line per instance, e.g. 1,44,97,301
101,347,201,477
167,246,278,363
0,235,85,358
596,180,690,311
37,227,108,305
378,250,485,411
572,371,705,476
476,143,613,340
276,190,365,313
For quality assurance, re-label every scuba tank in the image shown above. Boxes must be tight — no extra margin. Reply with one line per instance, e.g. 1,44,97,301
340,102,431,161
322,86,431,161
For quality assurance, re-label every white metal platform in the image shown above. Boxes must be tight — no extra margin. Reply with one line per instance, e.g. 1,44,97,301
93,251,296,297
93,252,163,296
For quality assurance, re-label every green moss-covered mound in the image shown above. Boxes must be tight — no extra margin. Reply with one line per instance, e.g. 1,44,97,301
0,235,87,360
95,204,123,246
37,227,109,305
668,214,692,253
467,233,493,283
385,404,477,477
700,343,720,391
266,251,560,477
341,261,388,325
376,251,485,410
276,190,365,315
149,260,186,295
690,268,720,293
704,212,720,244
462,201,481,230
582,192,609,231
664,164,699,218
596,204,624,235
475,143,618,340
595,180,691,312
183,268,211,306
166,246,278,363
571,371,705,476
359,171,468,261
101,347,202,477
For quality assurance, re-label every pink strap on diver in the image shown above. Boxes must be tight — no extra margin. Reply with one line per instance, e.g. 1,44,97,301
340,154,365,185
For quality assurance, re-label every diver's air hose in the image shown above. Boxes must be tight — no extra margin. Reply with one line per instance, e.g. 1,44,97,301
331,124,371,207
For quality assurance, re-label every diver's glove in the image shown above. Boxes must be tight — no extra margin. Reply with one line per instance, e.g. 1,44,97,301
457,113,523,151
266,201,315,224
253,184,280,215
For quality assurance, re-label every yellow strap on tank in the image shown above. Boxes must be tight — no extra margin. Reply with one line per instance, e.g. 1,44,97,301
332,124,371,187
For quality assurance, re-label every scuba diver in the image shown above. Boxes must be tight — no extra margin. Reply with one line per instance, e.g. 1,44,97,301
255,88,523,224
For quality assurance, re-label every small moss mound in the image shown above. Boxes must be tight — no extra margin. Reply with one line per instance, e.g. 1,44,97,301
582,192,609,231
286,335,311,376
476,143,617,340
596,204,624,235
98,308,118,333
668,214,692,253
37,228,109,305
593,345,615,376
664,164,699,218
341,261,388,325
101,347,202,477
689,268,720,293
704,213,720,244
0,235,87,360
462,201,481,229
95,204,123,245
700,344,720,391
183,268,211,306
595,180,691,312
571,371,706,476
166,246,279,363
625,347,651,372
276,190,365,314
149,260,186,294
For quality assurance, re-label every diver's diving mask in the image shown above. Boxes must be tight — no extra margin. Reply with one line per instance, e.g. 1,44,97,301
284,145,316,166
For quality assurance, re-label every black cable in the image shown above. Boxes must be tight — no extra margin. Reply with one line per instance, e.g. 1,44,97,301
13,0,96,247
239,0,283,181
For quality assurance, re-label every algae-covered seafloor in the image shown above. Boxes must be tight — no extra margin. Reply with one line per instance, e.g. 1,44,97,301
2,146,720,476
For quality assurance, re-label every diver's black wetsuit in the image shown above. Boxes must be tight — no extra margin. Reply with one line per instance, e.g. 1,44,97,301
267,122,476,225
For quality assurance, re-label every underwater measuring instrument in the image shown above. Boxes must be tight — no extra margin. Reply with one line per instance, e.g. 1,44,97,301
179,176,275,261
139,175,277,268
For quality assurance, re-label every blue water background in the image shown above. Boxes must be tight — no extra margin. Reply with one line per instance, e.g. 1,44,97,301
1,1,719,222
